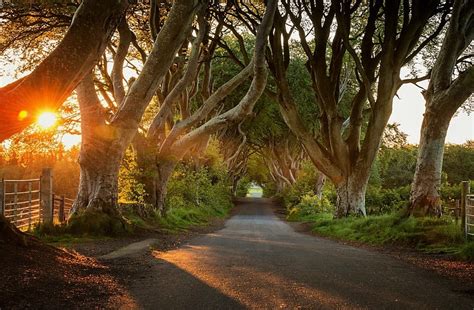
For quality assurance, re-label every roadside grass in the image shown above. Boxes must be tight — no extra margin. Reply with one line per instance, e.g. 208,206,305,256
288,212,474,261
34,198,233,241
38,234,111,247
156,204,230,232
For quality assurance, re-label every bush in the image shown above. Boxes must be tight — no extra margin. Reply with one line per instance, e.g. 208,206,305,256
158,162,233,231
287,193,334,221
365,186,409,215
235,176,251,197
118,149,147,204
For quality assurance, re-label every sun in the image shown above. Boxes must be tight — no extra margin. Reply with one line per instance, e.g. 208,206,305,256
37,112,58,129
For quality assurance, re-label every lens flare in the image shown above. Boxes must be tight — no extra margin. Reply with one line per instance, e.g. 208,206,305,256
18,110,28,121
37,112,57,129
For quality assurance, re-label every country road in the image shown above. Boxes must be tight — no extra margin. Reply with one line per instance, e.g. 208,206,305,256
112,198,474,309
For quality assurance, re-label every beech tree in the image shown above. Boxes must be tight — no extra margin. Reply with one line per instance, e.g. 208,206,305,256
408,0,474,216
0,0,130,243
0,0,129,141
142,0,278,214
266,0,449,217
72,0,200,218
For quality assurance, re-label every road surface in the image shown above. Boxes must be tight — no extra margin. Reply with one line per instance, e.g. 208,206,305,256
116,198,473,309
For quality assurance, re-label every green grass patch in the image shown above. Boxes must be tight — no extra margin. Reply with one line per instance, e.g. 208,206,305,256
290,211,474,261
156,203,230,232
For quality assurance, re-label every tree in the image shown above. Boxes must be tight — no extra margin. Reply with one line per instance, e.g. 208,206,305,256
408,0,474,216
266,0,448,217
0,0,129,243
0,0,129,141
73,0,199,218
143,0,278,214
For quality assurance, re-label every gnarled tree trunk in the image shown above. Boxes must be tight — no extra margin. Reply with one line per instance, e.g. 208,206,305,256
407,0,474,217
155,159,177,216
407,112,450,216
73,142,123,217
72,0,199,217
335,174,368,218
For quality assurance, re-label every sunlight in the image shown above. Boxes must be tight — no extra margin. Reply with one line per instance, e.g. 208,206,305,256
37,111,57,129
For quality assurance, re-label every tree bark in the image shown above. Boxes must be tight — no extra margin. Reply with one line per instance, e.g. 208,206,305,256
0,215,28,246
408,112,450,216
155,159,176,216
314,173,326,199
335,174,368,218
408,0,474,216
73,143,123,216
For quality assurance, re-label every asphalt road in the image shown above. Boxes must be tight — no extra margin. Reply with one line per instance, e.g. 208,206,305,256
122,198,473,309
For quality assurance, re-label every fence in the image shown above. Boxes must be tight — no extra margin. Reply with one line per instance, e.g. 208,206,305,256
0,177,41,230
0,168,74,230
53,194,75,223
462,181,474,238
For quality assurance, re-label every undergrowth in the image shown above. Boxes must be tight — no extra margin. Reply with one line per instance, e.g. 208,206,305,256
288,211,474,261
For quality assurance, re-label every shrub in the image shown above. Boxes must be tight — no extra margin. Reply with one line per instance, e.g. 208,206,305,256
287,193,334,221
159,162,233,230
365,186,409,215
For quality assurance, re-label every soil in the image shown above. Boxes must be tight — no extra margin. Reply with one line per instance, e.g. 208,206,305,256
0,216,228,309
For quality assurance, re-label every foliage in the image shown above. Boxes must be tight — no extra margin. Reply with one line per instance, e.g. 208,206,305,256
365,186,410,215
443,142,474,184
287,194,334,221
118,149,147,204
157,162,232,231
235,176,251,197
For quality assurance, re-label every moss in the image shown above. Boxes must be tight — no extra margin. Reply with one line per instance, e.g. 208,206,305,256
66,209,132,236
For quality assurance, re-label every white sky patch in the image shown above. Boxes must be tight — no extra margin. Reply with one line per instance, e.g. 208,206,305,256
390,71,473,144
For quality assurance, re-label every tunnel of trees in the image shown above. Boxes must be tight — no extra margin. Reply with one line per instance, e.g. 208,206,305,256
0,0,473,245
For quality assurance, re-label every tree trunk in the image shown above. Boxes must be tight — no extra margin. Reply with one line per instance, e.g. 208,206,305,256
407,0,474,217
155,159,177,216
407,112,451,217
73,145,123,217
314,173,326,199
132,134,157,206
335,175,368,218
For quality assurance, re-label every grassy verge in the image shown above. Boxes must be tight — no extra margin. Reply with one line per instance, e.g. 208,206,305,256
288,211,474,261
156,203,231,232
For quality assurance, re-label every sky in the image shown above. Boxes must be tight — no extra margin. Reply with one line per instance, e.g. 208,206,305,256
390,81,473,144
0,61,472,148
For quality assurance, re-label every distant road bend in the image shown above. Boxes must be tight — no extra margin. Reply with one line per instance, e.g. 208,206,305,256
116,198,473,309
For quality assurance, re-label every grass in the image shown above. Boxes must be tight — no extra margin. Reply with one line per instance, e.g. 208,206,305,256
288,211,474,261
156,204,230,232
33,198,232,242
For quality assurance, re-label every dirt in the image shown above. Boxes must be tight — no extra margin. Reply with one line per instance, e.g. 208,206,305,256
0,241,135,309
0,216,228,309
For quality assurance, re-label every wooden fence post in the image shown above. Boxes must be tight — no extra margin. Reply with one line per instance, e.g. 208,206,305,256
28,181,32,229
0,178,4,216
40,168,53,224
13,182,17,224
60,195,65,222
461,181,470,238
